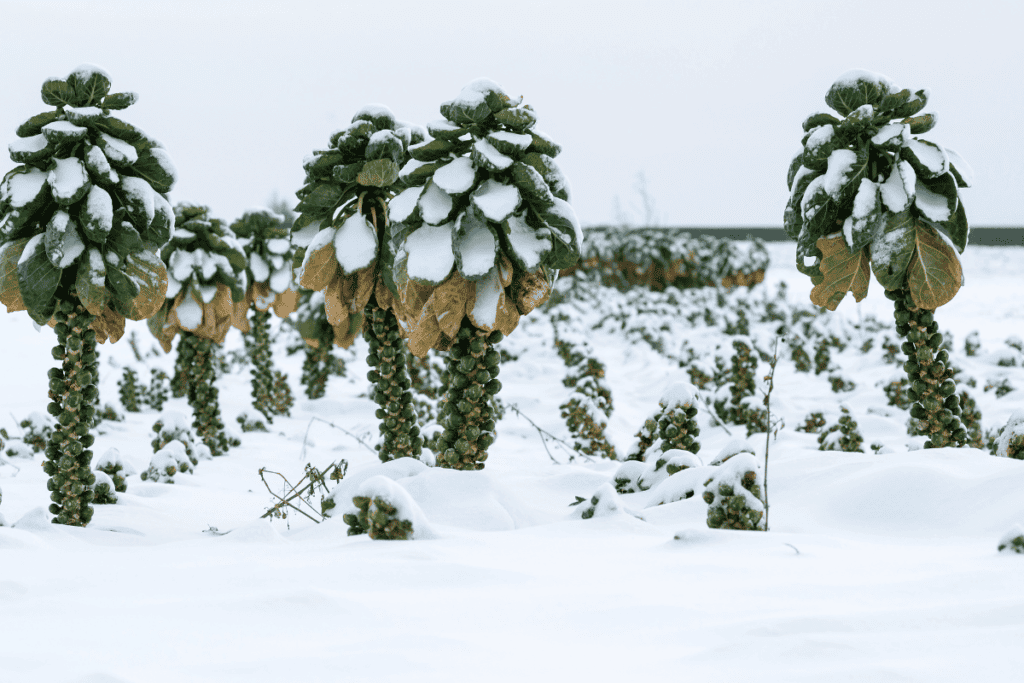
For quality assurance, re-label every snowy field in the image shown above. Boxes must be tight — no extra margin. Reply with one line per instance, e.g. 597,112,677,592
1,241,1023,683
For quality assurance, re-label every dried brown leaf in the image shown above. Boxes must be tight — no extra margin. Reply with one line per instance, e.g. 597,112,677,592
810,234,871,311
907,224,963,310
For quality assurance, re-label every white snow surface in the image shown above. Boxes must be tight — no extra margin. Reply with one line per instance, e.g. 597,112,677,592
47,157,89,203
880,159,916,213
332,213,377,273
433,157,477,195
455,214,497,278
904,138,949,177
389,185,425,223
0,243,1022,681
659,382,696,409
821,148,858,199
84,185,114,235
504,212,548,270
473,138,513,170
98,132,138,165
470,267,503,328
915,178,954,222
8,134,48,156
248,251,270,283
471,179,521,223
418,182,454,225
121,176,156,224
405,222,455,283
2,168,48,208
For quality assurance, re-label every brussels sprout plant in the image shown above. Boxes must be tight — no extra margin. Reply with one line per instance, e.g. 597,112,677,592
391,79,582,470
148,204,246,455
230,208,297,422
786,70,972,449
294,105,425,462
0,65,174,526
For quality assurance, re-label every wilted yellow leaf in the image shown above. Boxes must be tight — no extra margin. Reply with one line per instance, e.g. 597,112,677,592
810,234,871,311
907,224,962,310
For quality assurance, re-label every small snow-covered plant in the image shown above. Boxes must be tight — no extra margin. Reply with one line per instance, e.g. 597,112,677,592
813,338,831,375
964,331,980,357
94,446,133,493
957,390,983,449
703,452,766,531
91,470,118,505
882,375,912,409
16,412,54,453
652,383,701,456
341,476,427,540
292,290,343,399
715,338,758,425
786,70,972,449
829,374,855,393
139,440,191,484
151,411,211,465
995,411,1024,460
392,79,581,469
637,448,703,492
148,204,246,455
0,65,176,526
145,368,169,411
294,105,425,462
998,525,1024,554
553,323,616,459
573,484,623,519
117,367,141,412
817,406,864,452
788,336,812,373
236,412,267,433
230,208,297,423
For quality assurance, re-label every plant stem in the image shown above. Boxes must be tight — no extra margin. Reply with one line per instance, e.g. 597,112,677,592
183,332,229,455
365,296,422,461
250,309,275,422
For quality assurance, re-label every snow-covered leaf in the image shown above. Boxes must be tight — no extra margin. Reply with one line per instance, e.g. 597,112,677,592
44,211,85,268
418,182,453,225
120,176,155,229
132,148,177,194
870,210,916,290
825,69,892,116
405,222,455,285
115,249,167,320
945,147,973,188
842,179,884,252
101,92,138,111
67,64,111,106
333,213,377,273
389,186,425,223
297,228,338,291
79,185,114,242
454,208,498,280
8,134,51,163
433,157,476,195
48,157,90,206
914,173,957,223
493,107,537,132
16,235,60,324
510,162,555,212
41,120,88,145
879,160,916,213
471,179,521,223
471,138,513,172
901,139,948,179
15,111,60,138
502,212,549,271
76,248,109,315
801,125,835,171
97,132,138,167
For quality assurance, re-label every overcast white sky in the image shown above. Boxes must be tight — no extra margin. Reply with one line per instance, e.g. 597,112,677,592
1,0,1021,227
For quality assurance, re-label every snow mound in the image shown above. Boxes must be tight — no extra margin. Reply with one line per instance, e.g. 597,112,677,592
223,519,285,544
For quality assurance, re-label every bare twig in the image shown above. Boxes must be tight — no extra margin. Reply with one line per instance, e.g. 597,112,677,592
258,467,322,523
258,460,348,524
507,403,594,463
300,417,375,460
695,392,732,436
762,336,781,531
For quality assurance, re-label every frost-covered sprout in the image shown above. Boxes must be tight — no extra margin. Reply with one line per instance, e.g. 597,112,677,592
118,367,141,412
554,325,616,459
786,70,972,450
998,525,1024,554
140,440,192,484
394,80,581,469
703,452,766,531
231,208,297,423
145,368,169,411
0,65,176,527
576,484,623,519
151,411,211,465
91,470,118,505
294,104,425,462
341,477,427,540
291,290,344,399
148,205,246,455
95,446,134,493
995,411,1024,460
817,406,864,452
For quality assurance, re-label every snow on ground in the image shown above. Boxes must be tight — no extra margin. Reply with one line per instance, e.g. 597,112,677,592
0,243,1022,683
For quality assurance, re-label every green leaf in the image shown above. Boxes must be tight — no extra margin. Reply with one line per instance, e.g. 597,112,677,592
67,67,111,107
9,134,53,164
107,222,143,259
101,92,138,111
144,194,174,245
75,248,109,316
907,224,962,309
356,159,400,188
113,249,167,320
801,127,836,172
510,162,555,212
527,130,561,157
915,172,959,225
493,107,537,132
427,120,468,141
901,139,948,180
403,160,444,187
17,236,61,323
783,168,821,240
801,112,841,132
91,117,145,145
825,72,890,116
869,210,916,290
16,111,60,138
41,79,76,107
440,98,491,126
131,149,176,194
936,200,969,254
304,150,346,180
106,264,139,302
799,179,839,241
44,212,85,268
890,89,928,118
365,131,405,166
294,182,345,215
905,113,936,135
810,234,870,310
844,180,885,252
409,138,454,162
332,163,363,185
